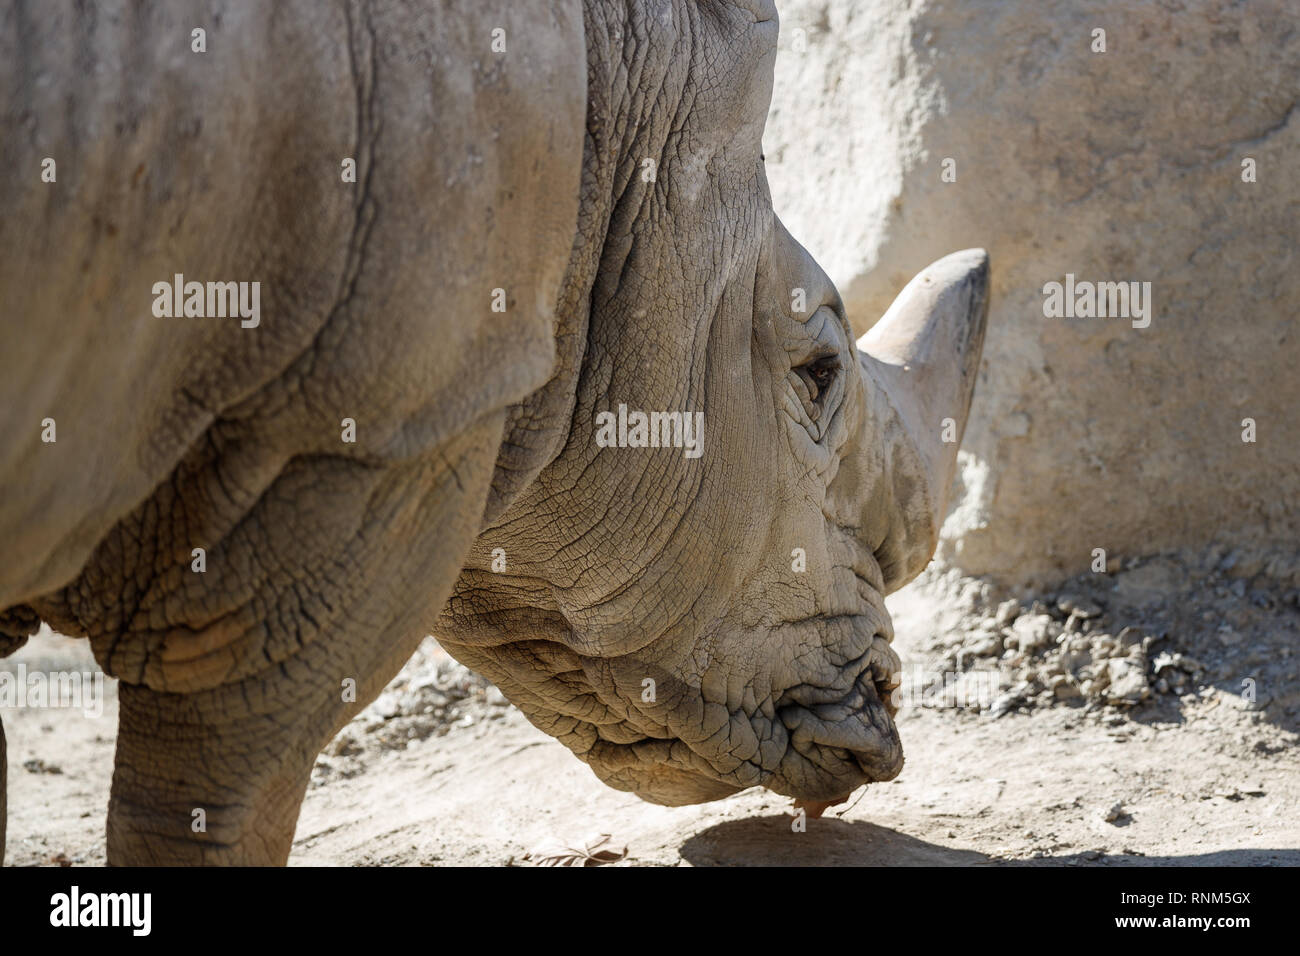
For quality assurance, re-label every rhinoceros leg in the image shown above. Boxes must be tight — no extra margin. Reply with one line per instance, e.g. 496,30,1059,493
0,607,39,865
99,419,504,865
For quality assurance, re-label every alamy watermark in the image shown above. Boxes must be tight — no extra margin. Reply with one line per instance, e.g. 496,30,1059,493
50,886,150,936
1042,274,1152,329
151,273,260,328
0,663,104,718
890,663,1005,712
594,403,704,459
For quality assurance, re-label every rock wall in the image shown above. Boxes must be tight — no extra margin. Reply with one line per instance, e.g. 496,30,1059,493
763,0,1300,588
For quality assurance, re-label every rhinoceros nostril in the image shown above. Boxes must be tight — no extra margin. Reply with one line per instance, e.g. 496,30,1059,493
874,672,901,718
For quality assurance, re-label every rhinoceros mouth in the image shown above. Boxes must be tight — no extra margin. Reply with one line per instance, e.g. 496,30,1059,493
439,612,905,804
850,666,905,777
765,627,904,792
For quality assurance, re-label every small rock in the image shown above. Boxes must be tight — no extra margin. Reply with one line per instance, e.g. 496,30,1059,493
1102,659,1150,705
1011,613,1055,653
1061,653,1091,677
1152,651,1204,678
988,695,1014,717
1102,802,1127,823
1058,595,1102,619
995,599,1021,626
988,683,1032,717
1053,680,1082,700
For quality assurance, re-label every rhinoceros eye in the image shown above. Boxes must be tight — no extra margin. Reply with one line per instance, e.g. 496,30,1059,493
797,355,841,401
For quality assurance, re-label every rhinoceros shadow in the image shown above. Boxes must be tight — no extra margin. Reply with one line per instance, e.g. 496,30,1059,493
679,816,988,866
679,817,1300,867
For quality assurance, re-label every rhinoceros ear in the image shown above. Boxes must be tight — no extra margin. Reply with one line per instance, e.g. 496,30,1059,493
855,249,990,592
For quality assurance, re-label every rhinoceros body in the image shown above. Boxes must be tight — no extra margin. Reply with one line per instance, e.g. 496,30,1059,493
0,0,987,864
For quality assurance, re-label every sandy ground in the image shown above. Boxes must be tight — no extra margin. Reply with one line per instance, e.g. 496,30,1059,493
4,561,1298,867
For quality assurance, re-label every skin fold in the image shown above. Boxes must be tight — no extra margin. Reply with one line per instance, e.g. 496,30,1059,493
0,0,987,864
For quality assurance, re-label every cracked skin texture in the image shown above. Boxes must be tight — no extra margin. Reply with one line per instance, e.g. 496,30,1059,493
0,0,986,864
441,1,921,807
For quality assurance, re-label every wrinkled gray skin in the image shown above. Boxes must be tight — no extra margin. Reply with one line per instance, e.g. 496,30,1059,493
0,0,987,864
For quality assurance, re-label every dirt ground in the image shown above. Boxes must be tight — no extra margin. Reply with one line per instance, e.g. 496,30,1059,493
5,551,1298,867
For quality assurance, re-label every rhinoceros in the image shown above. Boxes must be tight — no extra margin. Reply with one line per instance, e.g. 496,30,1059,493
0,0,987,864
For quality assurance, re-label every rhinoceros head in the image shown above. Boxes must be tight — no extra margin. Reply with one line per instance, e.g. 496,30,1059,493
437,0,988,806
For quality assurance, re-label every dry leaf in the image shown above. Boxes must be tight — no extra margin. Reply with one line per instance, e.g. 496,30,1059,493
521,833,628,867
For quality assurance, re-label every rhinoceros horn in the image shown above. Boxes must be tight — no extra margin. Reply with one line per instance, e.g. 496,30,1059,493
855,249,991,591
